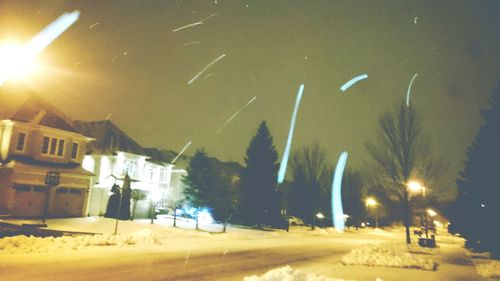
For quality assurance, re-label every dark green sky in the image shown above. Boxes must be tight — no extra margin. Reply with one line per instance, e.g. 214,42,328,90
1,0,500,200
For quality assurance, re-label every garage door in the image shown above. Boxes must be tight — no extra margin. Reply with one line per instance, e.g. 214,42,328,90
12,184,47,217
54,187,84,217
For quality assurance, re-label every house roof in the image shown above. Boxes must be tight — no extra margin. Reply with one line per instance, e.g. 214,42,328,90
74,120,145,155
0,87,80,133
1,157,94,177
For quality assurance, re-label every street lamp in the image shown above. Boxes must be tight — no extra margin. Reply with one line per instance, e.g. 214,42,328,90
426,208,437,217
407,180,426,196
316,212,325,219
0,41,40,85
365,197,379,228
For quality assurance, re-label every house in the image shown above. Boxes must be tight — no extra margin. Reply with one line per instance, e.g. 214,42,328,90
75,120,179,218
0,89,94,218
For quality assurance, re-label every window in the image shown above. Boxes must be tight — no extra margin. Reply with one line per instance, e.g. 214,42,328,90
56,188,68,194
16,132,26,151
13,184,31,192
42,136,50,154
42,136,67,157
123,159,138,178
70,189,82,195
50,138,57,155
57,139,65,156
71,143,79,159
33,186,46,193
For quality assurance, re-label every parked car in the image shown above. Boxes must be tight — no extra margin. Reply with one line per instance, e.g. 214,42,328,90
285,216,305,226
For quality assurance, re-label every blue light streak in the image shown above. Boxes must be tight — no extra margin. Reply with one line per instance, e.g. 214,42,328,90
332,151,349,231
340,74,368,92
277,84,305,184
406,73,418,107
28,11,80,55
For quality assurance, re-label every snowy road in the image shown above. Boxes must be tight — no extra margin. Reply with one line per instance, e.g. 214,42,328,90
0,234,369,281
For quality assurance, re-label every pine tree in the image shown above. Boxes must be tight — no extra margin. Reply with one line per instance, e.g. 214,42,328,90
105,183,121,219
182,149,213,229
451,85,500,257
238,121,281,227
119,174,132,220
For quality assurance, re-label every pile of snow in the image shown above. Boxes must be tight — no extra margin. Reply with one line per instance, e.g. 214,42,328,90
341,242,437,271
0,229,160,254
244,265,360,281
476,260,500,278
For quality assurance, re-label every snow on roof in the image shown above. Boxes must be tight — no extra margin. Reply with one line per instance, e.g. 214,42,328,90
74,120,145,156
0,87,80,133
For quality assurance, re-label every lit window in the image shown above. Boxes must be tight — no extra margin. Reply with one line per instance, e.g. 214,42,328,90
42,136,50,154
57,139,65,156
71,143,79,159
16,132,26,151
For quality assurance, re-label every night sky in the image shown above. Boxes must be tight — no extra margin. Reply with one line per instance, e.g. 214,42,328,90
2,0,500,200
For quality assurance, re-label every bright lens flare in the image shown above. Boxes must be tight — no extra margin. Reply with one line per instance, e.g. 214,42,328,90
0,41,39,84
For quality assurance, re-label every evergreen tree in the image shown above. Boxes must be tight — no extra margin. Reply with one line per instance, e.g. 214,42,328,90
105,183,121,219
238,121,281,227
182,149,213,229
119,174,132,220
450,85,500,257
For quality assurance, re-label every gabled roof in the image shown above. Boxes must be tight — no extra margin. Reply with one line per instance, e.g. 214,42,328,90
0,87,80,133
74,120,145,155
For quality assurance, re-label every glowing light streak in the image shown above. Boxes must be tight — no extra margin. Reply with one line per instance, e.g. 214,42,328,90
201,13,218,22
277,84,305,184
406,73,418,107
172,141,192,164
216,96,257,134
172,21,203,32
88,22,100,29
28,11,80,55
0,11,80,85
180,41,201,48
340,74,368,92
331,151,349,231
188,54,226,85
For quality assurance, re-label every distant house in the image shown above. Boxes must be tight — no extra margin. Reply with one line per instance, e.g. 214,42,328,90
75,120,181,218
0,90,94,218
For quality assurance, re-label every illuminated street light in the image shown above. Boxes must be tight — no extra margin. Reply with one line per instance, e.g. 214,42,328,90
0,41,40,85
407,180,426,196
427,208,437,217
316,212,325,219
365,197,378,207
365,197,379,228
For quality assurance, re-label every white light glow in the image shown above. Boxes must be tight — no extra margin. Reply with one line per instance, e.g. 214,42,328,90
0,41,39,84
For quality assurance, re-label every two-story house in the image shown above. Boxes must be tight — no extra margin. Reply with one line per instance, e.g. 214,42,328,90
0,90,94,217
75,120,177,218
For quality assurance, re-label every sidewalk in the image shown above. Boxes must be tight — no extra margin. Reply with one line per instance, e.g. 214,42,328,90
298,233,488,281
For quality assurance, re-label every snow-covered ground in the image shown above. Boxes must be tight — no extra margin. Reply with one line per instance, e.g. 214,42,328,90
0,218,491,281
244,265,362,281
475,260,500,278
341,242,437,271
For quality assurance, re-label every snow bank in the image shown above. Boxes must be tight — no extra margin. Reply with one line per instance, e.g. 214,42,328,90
243,265,356,281
0,229,161,254
341,242,437,271
476,260,500,278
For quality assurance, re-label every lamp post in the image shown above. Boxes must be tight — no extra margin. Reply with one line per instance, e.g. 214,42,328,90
365,197,378,228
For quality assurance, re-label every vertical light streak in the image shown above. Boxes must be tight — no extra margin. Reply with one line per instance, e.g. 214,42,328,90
332,151,349,231
406,73,419,107
277,84,305,184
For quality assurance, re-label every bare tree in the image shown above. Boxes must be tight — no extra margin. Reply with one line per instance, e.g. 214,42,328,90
365,101,444,244
288,142,331,227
